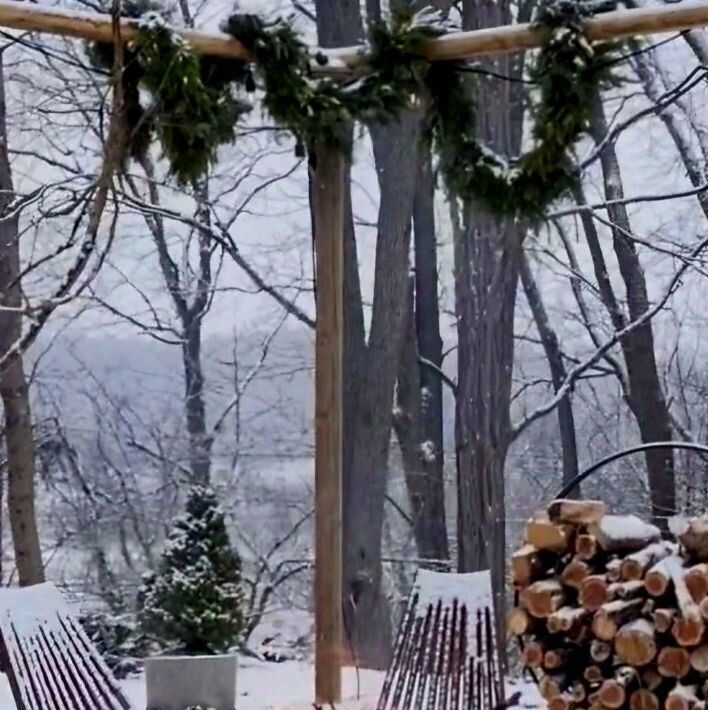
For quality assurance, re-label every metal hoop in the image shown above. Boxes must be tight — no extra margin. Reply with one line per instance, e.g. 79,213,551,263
555,440,708,500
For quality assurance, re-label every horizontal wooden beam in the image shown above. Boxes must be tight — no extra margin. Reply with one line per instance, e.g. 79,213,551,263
0,0,705,66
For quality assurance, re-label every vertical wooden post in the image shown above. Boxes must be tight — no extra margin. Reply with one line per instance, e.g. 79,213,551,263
313,143,344,705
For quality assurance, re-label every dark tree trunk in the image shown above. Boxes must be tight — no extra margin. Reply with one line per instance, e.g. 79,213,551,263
393,143,449,565
394,277,449,564
454,0,528,673
519,252,579,493
0,54,45,586
588,96,676,524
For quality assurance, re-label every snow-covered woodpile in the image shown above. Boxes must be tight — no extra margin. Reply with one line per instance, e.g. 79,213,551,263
509,500,708,710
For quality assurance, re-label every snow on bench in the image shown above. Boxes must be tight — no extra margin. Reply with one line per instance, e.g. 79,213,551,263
377,569,504,710
0,582,131,710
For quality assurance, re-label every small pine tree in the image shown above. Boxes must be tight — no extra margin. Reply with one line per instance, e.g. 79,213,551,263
138,485,244,655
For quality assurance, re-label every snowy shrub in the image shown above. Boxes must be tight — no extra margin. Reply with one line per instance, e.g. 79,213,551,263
138,485,245,654
80,610,149,678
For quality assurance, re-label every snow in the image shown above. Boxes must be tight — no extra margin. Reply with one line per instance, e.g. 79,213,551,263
0,657,545,709
0,582,70,635
596,514,661,543
413,568,493,610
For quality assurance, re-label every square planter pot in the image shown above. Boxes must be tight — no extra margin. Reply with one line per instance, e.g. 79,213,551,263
145,653,238,710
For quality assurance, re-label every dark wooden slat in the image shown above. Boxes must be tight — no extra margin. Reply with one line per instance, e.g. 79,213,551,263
9,624,45,710
60,616,130,708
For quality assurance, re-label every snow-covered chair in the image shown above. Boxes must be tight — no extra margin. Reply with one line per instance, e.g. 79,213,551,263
0,582,132,709
377,569,506,710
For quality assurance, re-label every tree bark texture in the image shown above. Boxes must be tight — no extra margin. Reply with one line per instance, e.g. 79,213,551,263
454,3,526,666
0,53,45,586
519,252,579,493
588,96,676,524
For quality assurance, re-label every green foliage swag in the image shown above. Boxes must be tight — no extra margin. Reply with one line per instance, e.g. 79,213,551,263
92,0,617,217
138,485,245,655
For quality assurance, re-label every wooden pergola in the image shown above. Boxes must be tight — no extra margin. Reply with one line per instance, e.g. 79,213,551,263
1,0,707,703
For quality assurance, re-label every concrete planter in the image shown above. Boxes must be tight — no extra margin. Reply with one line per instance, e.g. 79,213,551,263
145,653,238,710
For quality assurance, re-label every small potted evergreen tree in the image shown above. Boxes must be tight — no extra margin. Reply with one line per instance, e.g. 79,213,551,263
139,485,244,710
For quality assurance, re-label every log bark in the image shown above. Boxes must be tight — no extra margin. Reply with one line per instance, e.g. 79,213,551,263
512,544,544,587
592,598,643,641
621,541,675,581
587,515,661,553
525,519,573,553
562,559,591,590
548,500,606,525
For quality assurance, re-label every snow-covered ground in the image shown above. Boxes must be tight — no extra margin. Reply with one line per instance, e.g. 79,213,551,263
1,661,544,708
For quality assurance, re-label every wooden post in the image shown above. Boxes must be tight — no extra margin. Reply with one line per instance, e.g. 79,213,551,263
313,143,344,705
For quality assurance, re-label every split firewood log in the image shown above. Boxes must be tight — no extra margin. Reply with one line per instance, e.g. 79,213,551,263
548,499,607,525
522,641,544,668
547,607,589,634
561,559,591,590
615,619,657,666
539,674,565,701
580,575,609,611
658,647,692,679
620,541,675,581
576,534,599,561
671,517,708,561
511,544,545,587
629,689,660,710
646,555,679,597
653,608,677,633
666,683,699,710
587,515,661,553
522,580,565,618
592,598,643,641
690,644,708,674
525,518,574,553
666,556,706,646
547,694,575,710
507,607,531,636
685,563,708,603
599,666,637,709
544,648,571,671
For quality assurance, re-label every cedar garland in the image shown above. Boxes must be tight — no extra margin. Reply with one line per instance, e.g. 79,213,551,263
91,0,618,217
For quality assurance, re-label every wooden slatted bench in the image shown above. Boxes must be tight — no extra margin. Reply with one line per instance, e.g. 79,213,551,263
377,569,507,710
0,582,132,710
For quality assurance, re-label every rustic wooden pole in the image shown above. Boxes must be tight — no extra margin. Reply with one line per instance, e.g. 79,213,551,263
312,144,344,705
0,0,706,64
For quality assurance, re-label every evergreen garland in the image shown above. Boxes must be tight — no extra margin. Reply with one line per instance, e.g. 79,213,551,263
91,0,617,216
429,0,618,219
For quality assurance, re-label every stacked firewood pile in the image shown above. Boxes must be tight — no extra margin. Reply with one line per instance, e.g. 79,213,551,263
509,500,708,710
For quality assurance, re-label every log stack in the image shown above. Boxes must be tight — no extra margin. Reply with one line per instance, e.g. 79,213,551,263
509,500,708,710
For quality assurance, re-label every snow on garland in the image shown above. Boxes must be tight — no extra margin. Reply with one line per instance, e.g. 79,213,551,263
91,0,618,218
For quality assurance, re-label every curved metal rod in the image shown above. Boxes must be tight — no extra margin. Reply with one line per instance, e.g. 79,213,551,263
556,440,708,500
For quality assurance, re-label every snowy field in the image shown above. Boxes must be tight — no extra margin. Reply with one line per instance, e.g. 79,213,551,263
0,661,544,708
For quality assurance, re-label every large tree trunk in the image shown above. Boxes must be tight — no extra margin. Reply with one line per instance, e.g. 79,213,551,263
0,54,44,586
393,144,449,564
454,0,528,674
588,96,676,524
519,252,579,492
